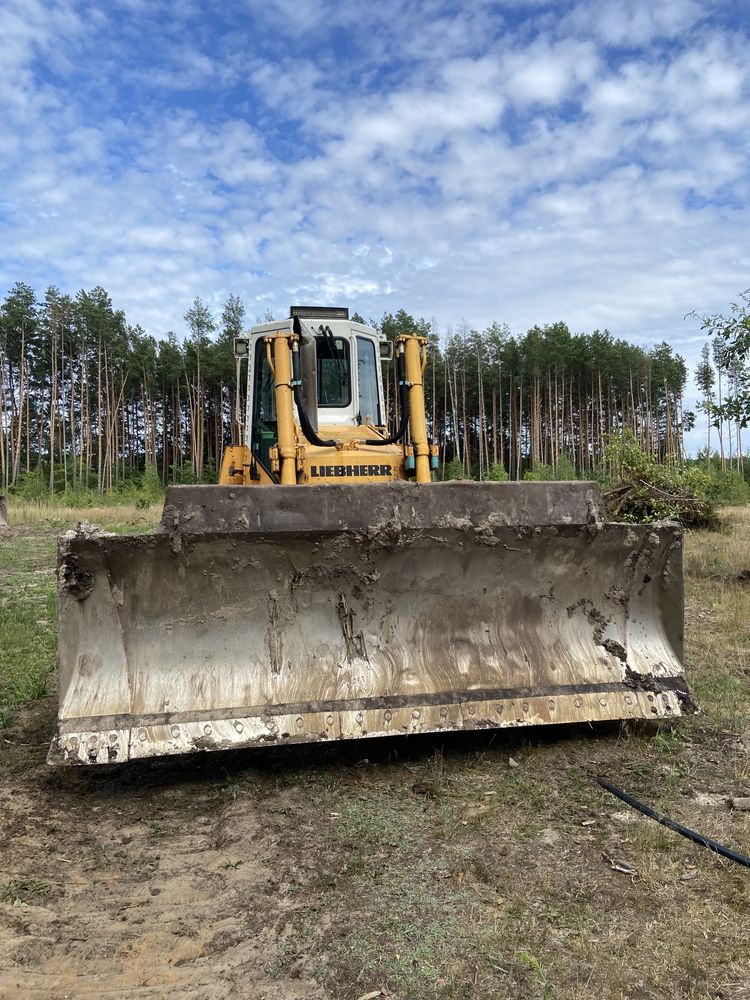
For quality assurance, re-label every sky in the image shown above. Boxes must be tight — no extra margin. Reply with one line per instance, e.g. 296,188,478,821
1,0,748,452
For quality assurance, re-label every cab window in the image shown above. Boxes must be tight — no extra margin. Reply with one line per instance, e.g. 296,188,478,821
356,337,381,424
251,338,277,470
316,335,351,407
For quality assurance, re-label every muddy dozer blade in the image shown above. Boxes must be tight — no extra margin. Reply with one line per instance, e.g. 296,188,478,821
49,482,691,765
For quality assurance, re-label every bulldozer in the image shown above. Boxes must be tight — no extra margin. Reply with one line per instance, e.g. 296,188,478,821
50,306,691,765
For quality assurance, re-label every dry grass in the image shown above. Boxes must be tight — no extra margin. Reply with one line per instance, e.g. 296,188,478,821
1,502,749,999
6,498,161,533
684,505,750,736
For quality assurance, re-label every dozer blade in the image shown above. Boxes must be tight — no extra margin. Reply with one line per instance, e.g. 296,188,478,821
49,482,691,765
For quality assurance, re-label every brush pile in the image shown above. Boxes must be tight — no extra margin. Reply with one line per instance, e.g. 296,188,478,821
601,432,720,529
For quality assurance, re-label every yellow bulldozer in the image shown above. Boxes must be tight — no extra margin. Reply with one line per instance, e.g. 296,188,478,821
50,306,690,765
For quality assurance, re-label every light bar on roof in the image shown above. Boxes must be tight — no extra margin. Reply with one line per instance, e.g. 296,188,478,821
289,306,349,320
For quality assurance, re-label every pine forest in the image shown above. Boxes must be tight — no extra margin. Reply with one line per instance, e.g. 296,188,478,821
0,281,746,496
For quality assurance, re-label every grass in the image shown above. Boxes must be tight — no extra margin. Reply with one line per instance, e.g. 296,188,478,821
0,532,57,726
0,877,51,906
0,499,160,724
6,498,161,534
275,504,750,999
2,499,750,998
684,505,750,737
516,951,552,1000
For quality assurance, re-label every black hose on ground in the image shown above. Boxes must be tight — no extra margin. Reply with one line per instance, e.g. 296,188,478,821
596,775,750,869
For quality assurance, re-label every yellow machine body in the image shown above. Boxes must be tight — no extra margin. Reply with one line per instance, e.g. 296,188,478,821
50,309,690,765
219,320,434,489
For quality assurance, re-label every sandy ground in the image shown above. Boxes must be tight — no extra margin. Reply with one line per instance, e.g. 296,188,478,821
0,700,332,1000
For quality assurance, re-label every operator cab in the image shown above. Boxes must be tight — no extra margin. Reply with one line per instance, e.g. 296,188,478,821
241,307,390,475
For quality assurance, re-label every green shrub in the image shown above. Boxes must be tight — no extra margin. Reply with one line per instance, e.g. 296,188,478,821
524,463,554,482
443,458,466,480
706,467,750,505
9,469,48,501
486,461,509,481
524,454,578,482
59,488,97,508
601,431,719,529
141,464,164,500
170,462,198,485
554,453,577,480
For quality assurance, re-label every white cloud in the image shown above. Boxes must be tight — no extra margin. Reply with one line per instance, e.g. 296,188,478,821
562,0,704,46
1,0,749,455
501,37,600,104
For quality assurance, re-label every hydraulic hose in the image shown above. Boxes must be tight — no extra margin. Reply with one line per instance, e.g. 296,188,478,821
596,775,750,869
291,346,337,448
365,348,409,446
322,324,346,388
289,319,408,449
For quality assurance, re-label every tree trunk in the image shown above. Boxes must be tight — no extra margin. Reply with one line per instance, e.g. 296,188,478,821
12,325,25,484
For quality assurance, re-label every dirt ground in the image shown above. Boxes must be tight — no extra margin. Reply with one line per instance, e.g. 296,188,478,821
1,698,335,1000
1,507,750,999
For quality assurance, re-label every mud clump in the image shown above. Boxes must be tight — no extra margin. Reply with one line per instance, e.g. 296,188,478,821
59,554,95,601
602,639,627,661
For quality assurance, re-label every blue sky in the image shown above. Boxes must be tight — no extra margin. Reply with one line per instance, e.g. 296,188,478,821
1,0,748,450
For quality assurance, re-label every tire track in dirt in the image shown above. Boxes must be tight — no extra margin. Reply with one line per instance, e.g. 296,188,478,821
0,702,330,1000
